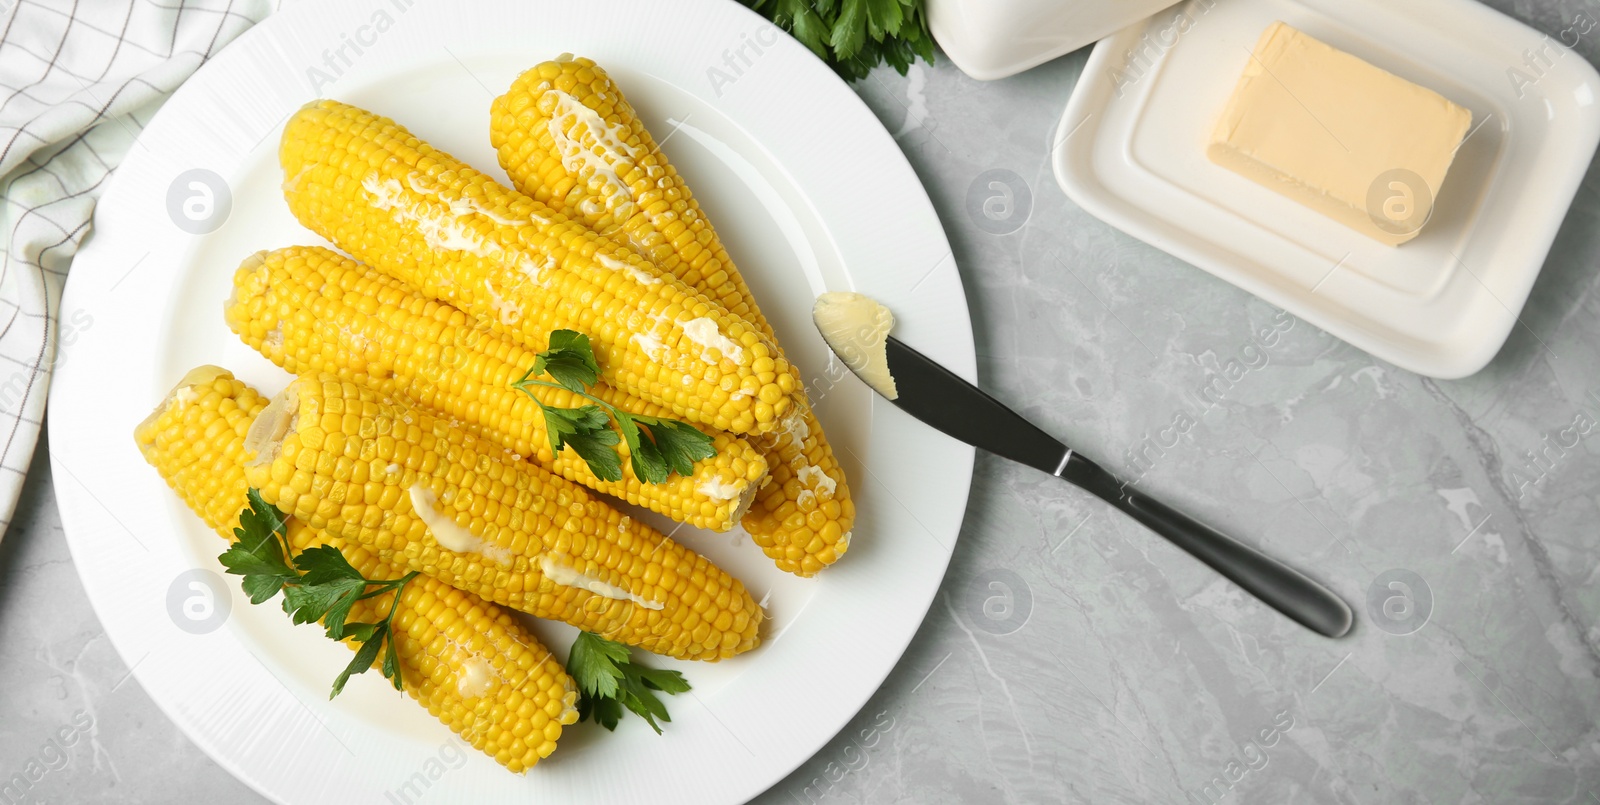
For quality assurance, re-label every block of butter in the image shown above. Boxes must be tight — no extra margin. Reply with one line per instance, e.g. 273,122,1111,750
1208,22,1472,246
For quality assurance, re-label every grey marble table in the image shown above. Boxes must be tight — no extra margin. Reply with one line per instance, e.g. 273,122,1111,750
6,0,1600,801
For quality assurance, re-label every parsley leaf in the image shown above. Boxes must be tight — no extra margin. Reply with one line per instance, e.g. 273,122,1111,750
539,402,613,442
568,630,631,699
829,0,867,59
634,665,693,696
578,694,625,732
864,0,903,39
564,429,625,482
741,0,934,81
219,491,421,698
610,412,665,485
534,329,601,393
632,416,717,480
612,412,718,485
219,489,296,604
280,571,364,628
285,544,369,638
512,331,718,485
332,627,387,698
535,401,624,481
567,632,690,734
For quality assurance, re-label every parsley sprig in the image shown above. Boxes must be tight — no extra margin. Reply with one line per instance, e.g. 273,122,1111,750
568,632,691,734
512,330,716,485
219,490,420,698
739,0,935,81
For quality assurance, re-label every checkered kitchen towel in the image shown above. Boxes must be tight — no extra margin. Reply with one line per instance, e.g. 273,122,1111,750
0,0,274,536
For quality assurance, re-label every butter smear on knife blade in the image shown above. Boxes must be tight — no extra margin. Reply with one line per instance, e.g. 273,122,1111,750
813,292,898,400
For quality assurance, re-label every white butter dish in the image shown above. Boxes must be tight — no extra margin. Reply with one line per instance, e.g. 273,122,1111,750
1053,0,1600,378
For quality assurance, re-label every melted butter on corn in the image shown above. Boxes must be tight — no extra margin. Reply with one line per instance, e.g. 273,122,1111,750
696,476,745,502
796,464,838,498
364,175,500,257
681,317,744,364
408,484,513,566
784,414,810,442
456,655,496,699
404,171,534,228
544,89,640,220
171,385,200,408
482,278,523,326
538,555,664,611
596,251,662,286
632,331,667,361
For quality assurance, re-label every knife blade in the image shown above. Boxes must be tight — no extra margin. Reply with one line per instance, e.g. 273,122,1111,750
865,334,1353,638
884,337,1075,477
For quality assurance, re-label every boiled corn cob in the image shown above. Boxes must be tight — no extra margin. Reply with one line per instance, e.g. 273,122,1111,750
279,99,803,437
134,366,578,772
491,56,855,576
242,374,763,660
225,245,768,532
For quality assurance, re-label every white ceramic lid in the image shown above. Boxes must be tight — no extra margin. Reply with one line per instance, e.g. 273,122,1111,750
928,0,1185,80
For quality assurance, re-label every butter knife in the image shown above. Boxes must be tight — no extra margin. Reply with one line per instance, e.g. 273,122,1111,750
814,298,1353,637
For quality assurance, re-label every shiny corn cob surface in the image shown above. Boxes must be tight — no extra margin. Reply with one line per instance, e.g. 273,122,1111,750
242,374,763,660
225,245,768,532
133,367,578,773
740,408,854,576
279,99,802,437
491,56,855,576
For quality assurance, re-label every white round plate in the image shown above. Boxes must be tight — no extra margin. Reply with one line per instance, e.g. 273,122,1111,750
47,1,974,803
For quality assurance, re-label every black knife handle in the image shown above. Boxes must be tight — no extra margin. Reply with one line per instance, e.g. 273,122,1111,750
1060,452,1353,638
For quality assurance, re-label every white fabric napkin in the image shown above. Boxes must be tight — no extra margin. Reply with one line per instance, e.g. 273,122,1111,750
0,0,274,536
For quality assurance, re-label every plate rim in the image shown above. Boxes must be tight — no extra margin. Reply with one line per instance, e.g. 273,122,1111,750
46,1,976,802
